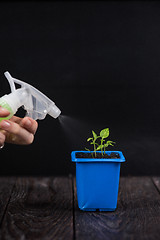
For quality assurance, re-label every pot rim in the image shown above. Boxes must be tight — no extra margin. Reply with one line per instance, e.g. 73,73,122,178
71,150,125,163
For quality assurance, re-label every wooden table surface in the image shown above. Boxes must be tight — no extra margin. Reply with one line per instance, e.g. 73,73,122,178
0,176,160,240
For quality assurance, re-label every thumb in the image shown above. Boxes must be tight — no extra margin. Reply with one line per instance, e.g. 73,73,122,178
0,106,10,118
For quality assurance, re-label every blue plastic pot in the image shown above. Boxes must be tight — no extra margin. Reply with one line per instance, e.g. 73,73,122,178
71,151,125,211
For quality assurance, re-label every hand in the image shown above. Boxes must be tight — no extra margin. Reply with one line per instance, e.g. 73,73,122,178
0,106,38,147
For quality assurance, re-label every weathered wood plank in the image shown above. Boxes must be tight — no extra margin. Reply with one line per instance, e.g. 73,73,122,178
152,177,160,193
0,177,73,240
0,177,16,224
74,177,160,240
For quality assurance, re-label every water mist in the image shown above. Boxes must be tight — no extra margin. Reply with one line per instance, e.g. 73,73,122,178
58,115,95,151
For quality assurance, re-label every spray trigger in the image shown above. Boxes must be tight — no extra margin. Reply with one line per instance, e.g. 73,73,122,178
3,71,61,120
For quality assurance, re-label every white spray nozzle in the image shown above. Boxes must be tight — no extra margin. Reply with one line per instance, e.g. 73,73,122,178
4,71,61,120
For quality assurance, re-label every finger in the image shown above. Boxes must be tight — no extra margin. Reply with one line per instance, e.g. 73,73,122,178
20,117,38,135
10,116,38,134
0,131,5,147
0,106,10,117
0,120,34,145
10,116,22,124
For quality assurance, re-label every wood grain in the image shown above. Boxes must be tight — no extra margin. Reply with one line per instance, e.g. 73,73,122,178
152,177,160,193
0,177,73,240
0,177,15,225
74,177,160,240
1,176,160,240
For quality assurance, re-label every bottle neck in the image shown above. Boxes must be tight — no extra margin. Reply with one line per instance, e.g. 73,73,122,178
2,88,29,115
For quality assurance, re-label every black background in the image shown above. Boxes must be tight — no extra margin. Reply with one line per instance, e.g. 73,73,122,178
0,1,160,176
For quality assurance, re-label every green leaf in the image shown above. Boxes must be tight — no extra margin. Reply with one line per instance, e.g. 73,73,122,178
96,145,103,150
87,137,93,142
107,140,116,146
100,128,109,139
85,148,90,151
104,143,109,148
92,130,97,140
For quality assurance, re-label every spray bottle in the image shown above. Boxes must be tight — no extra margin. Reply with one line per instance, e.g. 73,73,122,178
0,71,61,121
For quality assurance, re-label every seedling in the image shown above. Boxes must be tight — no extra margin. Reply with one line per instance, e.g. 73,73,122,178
85,128,115,158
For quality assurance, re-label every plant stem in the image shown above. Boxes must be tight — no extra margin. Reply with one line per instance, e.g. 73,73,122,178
101,139,103,156
91,151,94,158
94,141,96,157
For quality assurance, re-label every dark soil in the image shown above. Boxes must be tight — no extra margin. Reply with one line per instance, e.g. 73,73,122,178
76,152,120,159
